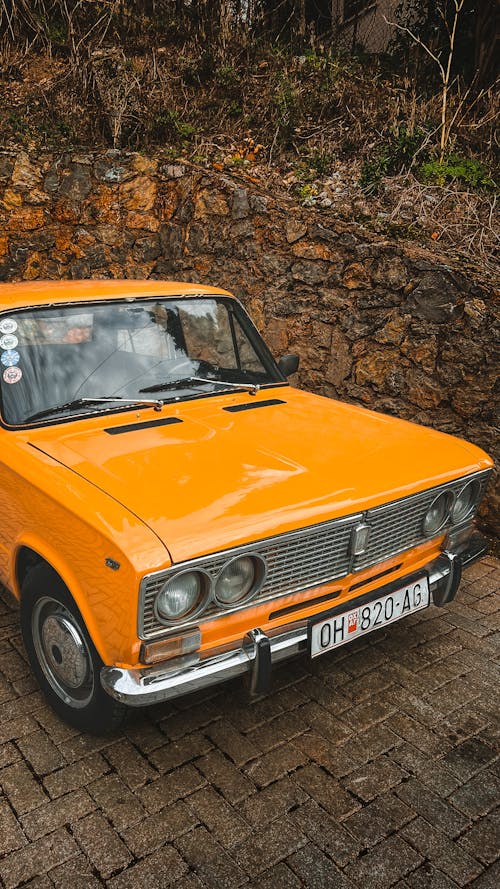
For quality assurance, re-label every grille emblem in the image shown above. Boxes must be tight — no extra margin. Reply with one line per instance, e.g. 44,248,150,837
351,523,371,556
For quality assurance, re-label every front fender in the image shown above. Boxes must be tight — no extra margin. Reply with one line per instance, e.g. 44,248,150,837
1,438,171,666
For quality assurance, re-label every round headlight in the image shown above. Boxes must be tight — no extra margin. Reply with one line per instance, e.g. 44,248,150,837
451,480,479,525
423,491,452,536
156,570,209,623
214,555,266,606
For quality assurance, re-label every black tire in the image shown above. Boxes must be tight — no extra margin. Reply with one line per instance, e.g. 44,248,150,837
21,563,127,734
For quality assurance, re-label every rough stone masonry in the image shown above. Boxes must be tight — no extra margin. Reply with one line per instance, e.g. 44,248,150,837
0,150,498,533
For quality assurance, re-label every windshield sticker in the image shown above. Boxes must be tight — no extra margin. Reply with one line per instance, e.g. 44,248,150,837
1,350,20,367
3,366,22,384
0,334,18,351
0,318,18,335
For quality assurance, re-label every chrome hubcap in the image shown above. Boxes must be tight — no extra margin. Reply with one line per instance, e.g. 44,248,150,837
33,598,94,708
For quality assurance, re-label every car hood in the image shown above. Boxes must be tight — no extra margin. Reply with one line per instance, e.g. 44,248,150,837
29,387,491,563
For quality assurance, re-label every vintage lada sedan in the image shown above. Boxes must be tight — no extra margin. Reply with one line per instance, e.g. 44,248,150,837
0,280,493,732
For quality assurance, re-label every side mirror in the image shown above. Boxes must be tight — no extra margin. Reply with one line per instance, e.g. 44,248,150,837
278,354,299,377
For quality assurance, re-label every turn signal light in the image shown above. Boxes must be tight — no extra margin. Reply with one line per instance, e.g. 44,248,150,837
140,629,201,665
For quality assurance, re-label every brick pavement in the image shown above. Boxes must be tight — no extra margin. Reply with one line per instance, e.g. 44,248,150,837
0,557,498,889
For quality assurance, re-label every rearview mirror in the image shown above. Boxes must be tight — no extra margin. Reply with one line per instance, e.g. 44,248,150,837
278,354,299,377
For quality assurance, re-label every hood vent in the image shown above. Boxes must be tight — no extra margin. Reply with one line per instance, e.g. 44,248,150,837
105,416,182,435
223,398,286,414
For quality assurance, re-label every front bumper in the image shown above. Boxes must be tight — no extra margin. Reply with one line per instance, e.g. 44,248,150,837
101,533,487,707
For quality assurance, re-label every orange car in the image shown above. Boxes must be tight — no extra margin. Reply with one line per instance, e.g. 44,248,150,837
0,280,493,732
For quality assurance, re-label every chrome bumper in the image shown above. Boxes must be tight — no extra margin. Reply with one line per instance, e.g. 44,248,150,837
101,536,486,707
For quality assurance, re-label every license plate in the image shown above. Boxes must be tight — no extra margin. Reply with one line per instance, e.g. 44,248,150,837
309,576,430,658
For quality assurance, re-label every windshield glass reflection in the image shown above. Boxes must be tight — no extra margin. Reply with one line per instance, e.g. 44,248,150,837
0,296,281,425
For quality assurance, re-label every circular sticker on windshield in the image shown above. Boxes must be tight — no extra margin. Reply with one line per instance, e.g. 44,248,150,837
0,318,18,335
0,334,18,350
1,350,20,367
3,366,22,384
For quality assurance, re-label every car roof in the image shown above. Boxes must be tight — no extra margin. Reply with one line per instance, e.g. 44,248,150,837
0,280,233,313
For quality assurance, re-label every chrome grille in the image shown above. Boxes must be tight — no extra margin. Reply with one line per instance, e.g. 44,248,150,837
354,472,490,570
139,514,360,639
139,469,491,639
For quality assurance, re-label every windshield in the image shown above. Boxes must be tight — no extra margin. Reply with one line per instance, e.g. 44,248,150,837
0,296,283,426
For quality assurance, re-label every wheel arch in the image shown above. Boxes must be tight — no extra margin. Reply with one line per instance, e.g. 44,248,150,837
13,537,110,666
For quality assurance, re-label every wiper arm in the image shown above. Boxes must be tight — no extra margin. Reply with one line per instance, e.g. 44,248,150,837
140,376,260,395
25,396,164,423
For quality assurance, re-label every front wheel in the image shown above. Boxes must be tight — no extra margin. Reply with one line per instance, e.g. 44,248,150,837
21,564,127,734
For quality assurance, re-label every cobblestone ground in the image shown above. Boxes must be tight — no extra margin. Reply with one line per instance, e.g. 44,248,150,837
0,557,498,889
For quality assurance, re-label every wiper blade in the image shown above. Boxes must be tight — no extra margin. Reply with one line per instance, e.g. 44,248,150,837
25,396,164,423
140,376,260,395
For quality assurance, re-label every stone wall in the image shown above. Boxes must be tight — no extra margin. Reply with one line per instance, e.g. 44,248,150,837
0,150,498,534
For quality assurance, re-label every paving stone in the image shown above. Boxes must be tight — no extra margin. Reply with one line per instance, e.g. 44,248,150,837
20,788,96,840
196,750,254,802
43,752,109,798
0,827,78,889
71,811,132,879
58,730,116,764
238,774,306,828
400,816,483,886
121,800,196,857
387,713,444,754
187,785,252,847
343,755,407,802
389,743,462,796
248,861,302,889
244,742,307,787
125,719,167,754
35,707,80,746
442,738,497,781
137,763,206,813
176,824,248,888
406,862,460,889
396,777,470,838
172,874,207,889
291,798,363,866
206,718,261,766
0,759,49,813
148,731,212,772
287,842,353,888
344,833,423,889
295,701,353,744
343,791,414,847
246,710,307,752
105,738,157,788
425,677,480,717
233,815,307,877
16,729,67,775
458,810,500,866
49,853,103,889
0,741,20,769
468,860,500,889
343,698,396,731
448,770,500,817
88,773,147,830
0,798,27,854
106,846,189,888
294,763,360,818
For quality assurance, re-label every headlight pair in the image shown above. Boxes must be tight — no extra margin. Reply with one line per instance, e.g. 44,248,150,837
423,479,480,537
155,554,266,624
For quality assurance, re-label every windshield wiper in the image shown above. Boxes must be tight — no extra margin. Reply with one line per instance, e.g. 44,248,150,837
140,376,260,395
25,396,164,423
